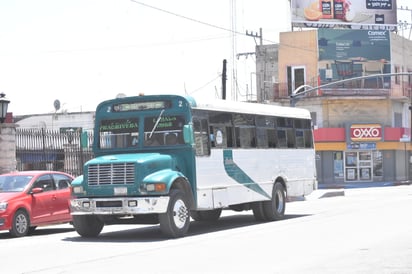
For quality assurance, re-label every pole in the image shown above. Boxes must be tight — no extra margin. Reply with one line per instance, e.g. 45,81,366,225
222,59,227,100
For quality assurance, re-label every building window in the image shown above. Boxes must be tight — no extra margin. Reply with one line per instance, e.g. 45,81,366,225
287,66,306,96
394,112,402,127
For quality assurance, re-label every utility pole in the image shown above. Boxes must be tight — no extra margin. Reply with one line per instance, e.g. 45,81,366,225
246,28,263,46
222,59,227,100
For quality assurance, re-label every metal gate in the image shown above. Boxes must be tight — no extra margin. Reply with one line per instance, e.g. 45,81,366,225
15,128,94,177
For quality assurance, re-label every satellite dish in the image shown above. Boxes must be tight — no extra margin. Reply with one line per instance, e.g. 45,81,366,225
54,99,61,111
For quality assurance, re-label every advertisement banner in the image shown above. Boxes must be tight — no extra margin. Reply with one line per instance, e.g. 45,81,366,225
317,29,391,87
291,0,397,30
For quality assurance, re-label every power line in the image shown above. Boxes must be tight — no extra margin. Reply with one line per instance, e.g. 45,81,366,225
188,74,221,95
130,0,277,44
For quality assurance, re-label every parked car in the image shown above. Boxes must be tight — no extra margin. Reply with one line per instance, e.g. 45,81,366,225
0,170,74,237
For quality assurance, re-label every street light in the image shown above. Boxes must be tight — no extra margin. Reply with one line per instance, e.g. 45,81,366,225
0,93,10,123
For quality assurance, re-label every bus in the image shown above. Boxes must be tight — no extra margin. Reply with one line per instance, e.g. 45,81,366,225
70,94,317,238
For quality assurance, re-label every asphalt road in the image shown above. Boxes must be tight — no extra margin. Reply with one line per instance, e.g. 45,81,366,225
1,185,411,274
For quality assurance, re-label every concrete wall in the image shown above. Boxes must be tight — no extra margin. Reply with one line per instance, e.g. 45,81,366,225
0,124,17,174
322,99,392,128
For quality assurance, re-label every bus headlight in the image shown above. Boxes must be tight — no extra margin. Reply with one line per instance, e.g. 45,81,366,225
145,183,166,192
72,186,84,194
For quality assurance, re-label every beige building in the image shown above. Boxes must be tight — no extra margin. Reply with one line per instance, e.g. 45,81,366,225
256,29,412,185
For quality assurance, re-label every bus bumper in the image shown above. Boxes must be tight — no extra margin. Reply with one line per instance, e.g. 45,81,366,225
70,197,170,215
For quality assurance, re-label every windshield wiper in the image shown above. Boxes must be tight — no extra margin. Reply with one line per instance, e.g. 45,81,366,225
149,109,165,138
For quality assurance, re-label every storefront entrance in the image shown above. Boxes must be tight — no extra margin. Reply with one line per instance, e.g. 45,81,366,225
344,151,383,182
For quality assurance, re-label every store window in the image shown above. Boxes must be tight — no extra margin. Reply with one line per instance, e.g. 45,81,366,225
373,151,383,177
345,152,358,181
333,152,344,179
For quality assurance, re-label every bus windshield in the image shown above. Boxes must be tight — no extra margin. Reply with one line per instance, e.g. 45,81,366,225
144,114,185,146
97,115,186,149
99,118,139,149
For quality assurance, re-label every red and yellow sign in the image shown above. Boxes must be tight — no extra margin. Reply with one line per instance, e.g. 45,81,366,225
350,124,382,142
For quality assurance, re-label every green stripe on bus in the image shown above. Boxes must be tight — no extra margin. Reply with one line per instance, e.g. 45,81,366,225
223,149,270,199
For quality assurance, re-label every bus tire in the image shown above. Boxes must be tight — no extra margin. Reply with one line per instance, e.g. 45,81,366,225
159,189,190,238
252,202,266,221
262,182,286,221
10,209,30,237
191,209,222,222
72,215,104,238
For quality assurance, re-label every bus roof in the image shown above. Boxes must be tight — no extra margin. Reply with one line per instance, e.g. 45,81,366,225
190,98,311,120
95,94,311,120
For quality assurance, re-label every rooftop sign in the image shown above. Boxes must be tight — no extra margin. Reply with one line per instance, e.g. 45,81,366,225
291,0,397,30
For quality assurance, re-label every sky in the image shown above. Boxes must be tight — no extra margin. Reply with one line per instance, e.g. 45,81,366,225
0,0,411,115
0,0,291,115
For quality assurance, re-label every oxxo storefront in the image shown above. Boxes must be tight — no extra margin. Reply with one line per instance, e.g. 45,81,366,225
315,124,411,185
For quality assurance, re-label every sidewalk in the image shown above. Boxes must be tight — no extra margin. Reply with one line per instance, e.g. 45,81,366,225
304,180,412,201
318,180,412,189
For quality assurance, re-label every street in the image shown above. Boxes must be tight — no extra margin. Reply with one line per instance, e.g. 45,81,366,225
1,185,411,274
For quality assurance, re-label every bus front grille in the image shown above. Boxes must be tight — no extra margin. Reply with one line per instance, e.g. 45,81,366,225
88,163,135,185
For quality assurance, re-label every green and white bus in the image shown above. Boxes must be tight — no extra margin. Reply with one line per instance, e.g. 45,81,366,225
70,94,317,238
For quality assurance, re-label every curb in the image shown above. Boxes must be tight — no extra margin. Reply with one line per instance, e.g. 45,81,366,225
304,189,345,201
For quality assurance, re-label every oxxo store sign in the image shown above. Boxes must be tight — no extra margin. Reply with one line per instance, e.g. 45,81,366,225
342,124,383,182
350,124,382,142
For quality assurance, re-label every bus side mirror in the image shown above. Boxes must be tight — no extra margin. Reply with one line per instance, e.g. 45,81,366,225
183,124,194,145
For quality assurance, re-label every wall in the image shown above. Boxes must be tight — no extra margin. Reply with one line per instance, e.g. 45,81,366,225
15,111,95,131
278,30,319,93
322,99,391,127
0,124,17,174
256,44,279,102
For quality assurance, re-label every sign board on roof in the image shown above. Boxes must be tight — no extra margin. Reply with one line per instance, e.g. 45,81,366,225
291,0,397,30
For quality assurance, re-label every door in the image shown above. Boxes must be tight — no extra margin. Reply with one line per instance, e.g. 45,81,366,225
344,151,373,182
50,173,73,222
287,66,306,95
30,174,56,224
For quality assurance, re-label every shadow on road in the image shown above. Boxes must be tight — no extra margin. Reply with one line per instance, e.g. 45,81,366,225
0,226,74,239
63,213,310,243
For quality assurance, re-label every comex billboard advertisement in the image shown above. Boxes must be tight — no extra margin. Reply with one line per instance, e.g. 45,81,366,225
291,0,397,30
317,28,391,88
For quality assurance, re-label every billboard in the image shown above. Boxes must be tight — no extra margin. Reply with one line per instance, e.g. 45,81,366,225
291,0,397,30
317,29,391,88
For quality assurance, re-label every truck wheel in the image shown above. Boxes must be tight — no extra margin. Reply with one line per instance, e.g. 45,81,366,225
10,209,30,237
159,189,190,238
262,182,286,221
72,215,104,237
191,209,222,222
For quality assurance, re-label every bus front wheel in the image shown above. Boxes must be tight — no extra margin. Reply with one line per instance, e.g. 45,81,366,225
72,215,104,237
159,189,190,238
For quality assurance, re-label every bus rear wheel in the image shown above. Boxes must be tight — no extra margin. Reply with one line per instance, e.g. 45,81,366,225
72,215,104,237
252,202,266,221
253,182,286,222
159,189,190,238
262,182,286,221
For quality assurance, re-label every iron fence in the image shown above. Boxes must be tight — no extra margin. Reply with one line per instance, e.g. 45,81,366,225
16,128,94,177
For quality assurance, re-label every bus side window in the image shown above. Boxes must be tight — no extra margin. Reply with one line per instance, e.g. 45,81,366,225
256,127,268,148
256,116,276,148
236,126,256,148
209,126,215,147
193,119,210,156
